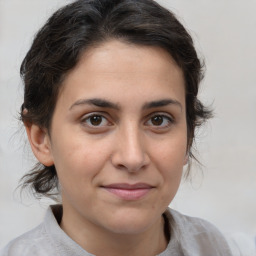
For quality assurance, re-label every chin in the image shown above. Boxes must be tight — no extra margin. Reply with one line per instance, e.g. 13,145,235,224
101,208,161,235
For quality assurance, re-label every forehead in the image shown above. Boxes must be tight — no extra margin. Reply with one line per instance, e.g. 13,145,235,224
76,40,182,79
59,40,185,107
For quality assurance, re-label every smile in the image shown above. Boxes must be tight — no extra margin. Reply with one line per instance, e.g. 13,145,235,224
101,183,154,201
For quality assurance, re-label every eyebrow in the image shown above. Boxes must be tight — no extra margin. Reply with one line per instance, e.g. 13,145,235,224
69,98,182,111
69,98,120,110
142,99,182,110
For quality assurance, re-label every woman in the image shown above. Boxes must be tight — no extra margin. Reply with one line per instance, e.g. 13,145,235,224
1,0,234,255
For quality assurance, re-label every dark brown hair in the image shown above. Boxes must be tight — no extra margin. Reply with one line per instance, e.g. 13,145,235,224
20,0,212,198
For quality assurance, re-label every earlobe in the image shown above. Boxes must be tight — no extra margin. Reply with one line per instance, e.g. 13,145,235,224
25,124,54,167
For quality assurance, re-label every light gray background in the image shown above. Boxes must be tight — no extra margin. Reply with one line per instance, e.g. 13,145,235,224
0,0,255,248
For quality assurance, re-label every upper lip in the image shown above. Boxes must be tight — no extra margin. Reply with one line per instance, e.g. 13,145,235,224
101,183,154,190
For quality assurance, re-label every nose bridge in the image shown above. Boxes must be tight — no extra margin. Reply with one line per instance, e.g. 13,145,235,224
124,123,143,157
112,121,148,172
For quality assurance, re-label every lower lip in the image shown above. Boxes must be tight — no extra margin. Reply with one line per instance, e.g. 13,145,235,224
103,187,152,200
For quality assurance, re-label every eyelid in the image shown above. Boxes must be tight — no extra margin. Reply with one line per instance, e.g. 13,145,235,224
146,111,174,121
80,112,113,128
144,112,175,128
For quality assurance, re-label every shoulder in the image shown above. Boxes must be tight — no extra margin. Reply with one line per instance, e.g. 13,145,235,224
225,233,256,256
165,208,233,256
169,208,223,236
0,223,56,256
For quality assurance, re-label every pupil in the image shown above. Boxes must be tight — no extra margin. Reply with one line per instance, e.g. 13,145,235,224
91,116,102,125
152,116,163,126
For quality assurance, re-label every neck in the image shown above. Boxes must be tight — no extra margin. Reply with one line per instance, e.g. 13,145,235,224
60,206,168,256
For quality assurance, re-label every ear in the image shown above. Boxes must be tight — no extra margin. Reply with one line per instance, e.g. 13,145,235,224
25,124,54,167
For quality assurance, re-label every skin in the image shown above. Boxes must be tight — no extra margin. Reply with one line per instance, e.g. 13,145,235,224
27,40,188,256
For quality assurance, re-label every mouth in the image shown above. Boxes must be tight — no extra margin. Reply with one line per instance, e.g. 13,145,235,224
100,183,154,201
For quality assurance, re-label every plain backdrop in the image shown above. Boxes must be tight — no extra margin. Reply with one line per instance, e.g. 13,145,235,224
0,0,256,248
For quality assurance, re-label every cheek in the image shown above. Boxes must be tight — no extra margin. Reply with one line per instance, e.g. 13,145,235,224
53,144,102,202
52,136,111,185
152,137,187,168
158,150,184,203
151,137,186,193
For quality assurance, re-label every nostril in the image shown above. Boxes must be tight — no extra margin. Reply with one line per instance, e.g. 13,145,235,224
116,163,126,170
114,159,149,173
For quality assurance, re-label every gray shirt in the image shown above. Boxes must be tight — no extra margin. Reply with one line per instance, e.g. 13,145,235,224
1,205,234,256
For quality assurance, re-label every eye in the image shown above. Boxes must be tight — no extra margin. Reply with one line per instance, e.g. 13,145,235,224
81,114,110,127
145,114,173,128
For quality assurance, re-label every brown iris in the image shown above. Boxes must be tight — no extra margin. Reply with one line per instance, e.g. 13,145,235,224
90,115,103,126
151,116,164,126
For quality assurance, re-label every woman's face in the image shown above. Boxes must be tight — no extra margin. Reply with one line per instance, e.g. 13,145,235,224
44,40,187,235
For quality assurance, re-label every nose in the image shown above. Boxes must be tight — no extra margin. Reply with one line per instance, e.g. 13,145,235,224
111,125,150,172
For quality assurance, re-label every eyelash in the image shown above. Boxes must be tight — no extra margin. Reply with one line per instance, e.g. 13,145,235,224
145,113,174,129
80,112,174,130
81,113,111,128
